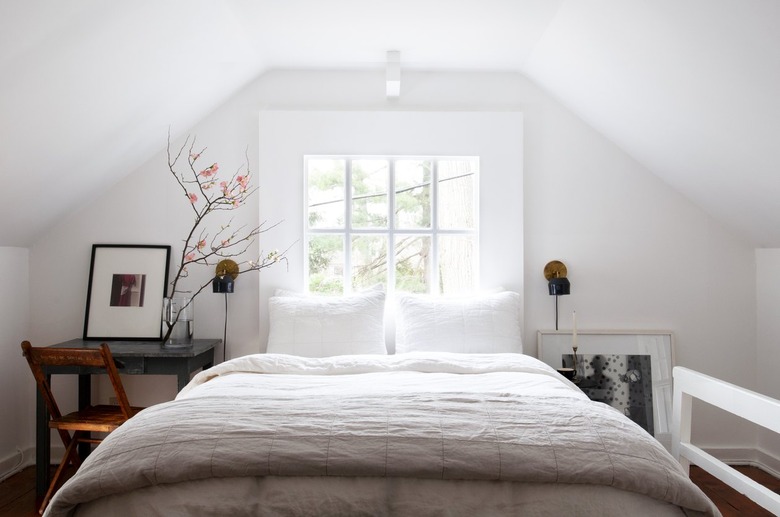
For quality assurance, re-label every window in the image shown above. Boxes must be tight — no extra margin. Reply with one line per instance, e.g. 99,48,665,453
305,156,478,295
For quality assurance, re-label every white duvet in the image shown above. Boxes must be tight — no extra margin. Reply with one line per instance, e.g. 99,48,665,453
45,353,719,517
178,351,587,401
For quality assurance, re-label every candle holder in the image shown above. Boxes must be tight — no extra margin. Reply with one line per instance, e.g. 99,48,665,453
571,344,580,384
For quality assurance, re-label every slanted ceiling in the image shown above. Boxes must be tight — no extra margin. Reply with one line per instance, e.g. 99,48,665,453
1,1,778,247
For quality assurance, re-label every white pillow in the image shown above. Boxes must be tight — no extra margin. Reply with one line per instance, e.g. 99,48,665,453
395,291,523,354
267,290,386,357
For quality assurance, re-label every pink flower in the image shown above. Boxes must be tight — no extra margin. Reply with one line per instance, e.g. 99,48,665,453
232,199,240,208
190,152,201,161
188,193,198,204
221,239,229,247
197,240,206,250
199,163,219,178
237,175,249,190
219,181,228,195
184,253,195,262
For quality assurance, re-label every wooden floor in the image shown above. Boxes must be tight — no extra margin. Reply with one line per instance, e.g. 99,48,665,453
689,465,780,517
0,467,40,517
0,466,75,517
0,465,778,516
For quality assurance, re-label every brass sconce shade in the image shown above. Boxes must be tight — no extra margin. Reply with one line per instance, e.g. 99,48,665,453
543,260,568,281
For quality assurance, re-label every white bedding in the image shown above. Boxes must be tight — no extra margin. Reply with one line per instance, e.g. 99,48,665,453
46,353,719,517
177,351,584,400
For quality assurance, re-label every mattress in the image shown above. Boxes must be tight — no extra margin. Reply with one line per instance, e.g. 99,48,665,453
45,352,720,516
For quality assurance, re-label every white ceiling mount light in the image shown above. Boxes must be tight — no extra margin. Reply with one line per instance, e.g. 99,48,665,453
386,50,400,98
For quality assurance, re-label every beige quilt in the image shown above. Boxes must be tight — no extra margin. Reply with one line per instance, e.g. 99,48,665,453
45,352,719,516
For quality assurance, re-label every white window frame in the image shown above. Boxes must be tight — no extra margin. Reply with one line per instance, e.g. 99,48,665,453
304,155,479,295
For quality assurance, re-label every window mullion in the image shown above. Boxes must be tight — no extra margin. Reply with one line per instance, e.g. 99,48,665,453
344,159,352,294
303,157,310,292
388,158,395,296
431,160,439,295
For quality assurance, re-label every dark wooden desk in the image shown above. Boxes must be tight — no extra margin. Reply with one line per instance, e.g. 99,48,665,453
36,338,220,497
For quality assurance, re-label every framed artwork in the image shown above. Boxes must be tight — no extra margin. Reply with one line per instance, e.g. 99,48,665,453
83,244,171,340
537,330,674,449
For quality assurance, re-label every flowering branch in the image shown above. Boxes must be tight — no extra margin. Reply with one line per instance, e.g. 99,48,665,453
163,131,287,343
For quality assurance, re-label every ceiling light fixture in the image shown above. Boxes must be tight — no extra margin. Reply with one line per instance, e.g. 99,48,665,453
386,50,400,98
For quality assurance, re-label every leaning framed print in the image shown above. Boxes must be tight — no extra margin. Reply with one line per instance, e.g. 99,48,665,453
537,330,675,449
83,244,171,340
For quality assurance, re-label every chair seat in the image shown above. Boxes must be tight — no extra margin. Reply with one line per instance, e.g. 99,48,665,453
51,405,144,433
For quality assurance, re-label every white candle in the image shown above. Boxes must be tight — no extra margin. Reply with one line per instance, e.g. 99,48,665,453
572,310,577,348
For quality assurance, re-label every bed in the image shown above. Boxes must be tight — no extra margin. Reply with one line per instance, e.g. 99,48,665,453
44,290,719,516
44,352,717,516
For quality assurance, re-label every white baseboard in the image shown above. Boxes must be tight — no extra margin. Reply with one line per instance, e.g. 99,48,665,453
0,446,33,482
705,447,780,478
0,444,69,483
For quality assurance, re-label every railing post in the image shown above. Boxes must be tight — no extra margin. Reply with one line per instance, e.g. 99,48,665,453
671,366,692,473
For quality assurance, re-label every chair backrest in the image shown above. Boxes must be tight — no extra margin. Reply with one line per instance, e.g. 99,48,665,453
21,341,133,420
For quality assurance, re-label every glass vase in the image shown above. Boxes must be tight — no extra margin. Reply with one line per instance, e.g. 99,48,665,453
162,295,194,347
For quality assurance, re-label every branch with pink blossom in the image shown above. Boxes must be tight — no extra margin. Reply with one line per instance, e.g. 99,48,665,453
163,131,288,344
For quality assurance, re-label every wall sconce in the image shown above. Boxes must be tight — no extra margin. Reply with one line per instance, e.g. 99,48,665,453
212,259,238,293
212,259,239,361
544,260,570,330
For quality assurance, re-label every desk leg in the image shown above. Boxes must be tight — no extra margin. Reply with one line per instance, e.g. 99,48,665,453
77,374,91,459
36,381,50,497
177,368,190,393
176,356,214,393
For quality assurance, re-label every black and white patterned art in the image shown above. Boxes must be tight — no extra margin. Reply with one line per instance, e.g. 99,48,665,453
564,353,654,435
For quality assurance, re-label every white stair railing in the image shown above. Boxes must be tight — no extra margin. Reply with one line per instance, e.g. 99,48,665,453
672,366,780,515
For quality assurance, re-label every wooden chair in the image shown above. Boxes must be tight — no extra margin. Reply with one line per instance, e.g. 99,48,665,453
21,341,144,514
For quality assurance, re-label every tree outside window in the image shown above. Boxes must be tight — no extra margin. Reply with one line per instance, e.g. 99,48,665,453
305,156,478,295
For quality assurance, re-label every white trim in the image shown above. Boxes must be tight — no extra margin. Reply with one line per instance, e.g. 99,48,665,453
703,447,780,479
673,366,780,515
0,446,31,482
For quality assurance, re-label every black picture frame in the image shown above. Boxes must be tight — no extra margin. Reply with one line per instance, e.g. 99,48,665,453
83,244,171,340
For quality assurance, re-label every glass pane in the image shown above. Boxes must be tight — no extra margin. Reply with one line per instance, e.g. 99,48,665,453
395,235,431,293
437,158,477,230
351,159,388,229
351,235,387,290
438,235,476,294
308,235,344,294
395,160,432,229
307,159,345,229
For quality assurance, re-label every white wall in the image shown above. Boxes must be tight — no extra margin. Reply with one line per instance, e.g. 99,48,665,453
0,247,31,478
28,137,252,405
757,249,780,398
28,69,759,449
520,79,758,449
